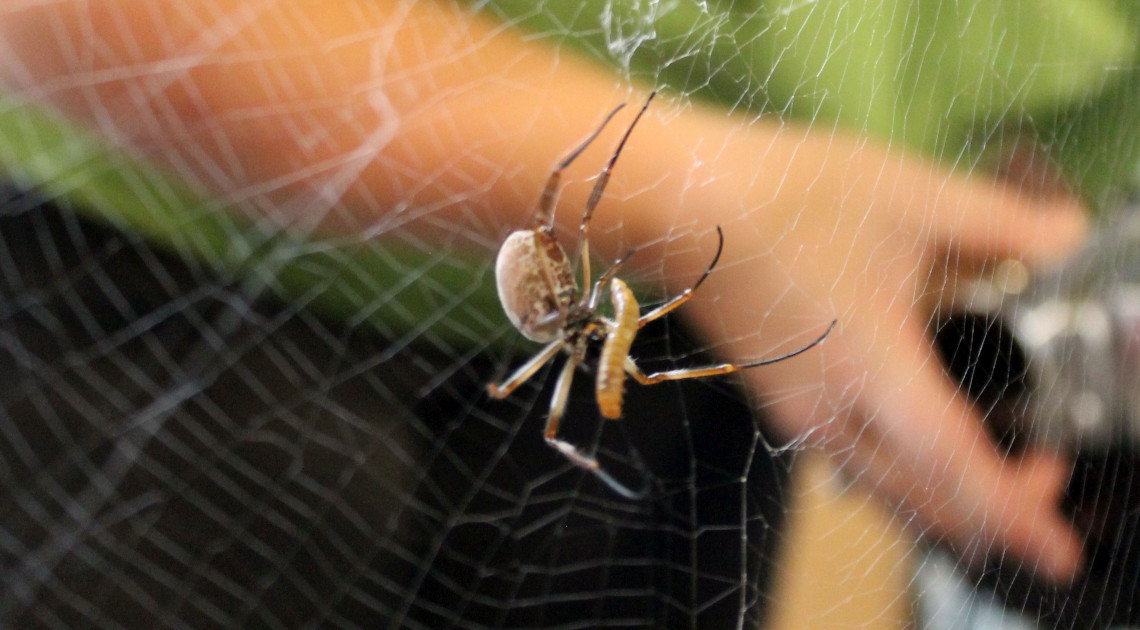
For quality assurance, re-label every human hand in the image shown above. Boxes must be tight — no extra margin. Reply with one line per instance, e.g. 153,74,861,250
667,126,1089,583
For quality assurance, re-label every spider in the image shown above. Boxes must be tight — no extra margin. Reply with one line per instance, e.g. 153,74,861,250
487,91,835,498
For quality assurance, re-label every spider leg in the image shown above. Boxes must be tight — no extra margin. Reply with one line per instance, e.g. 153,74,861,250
637,226,724,328
584,245,643,310
545,344,645,499
535,103,626,230
624,319,837,384
544,348,579,440
487,340,563,399
576,91,657,297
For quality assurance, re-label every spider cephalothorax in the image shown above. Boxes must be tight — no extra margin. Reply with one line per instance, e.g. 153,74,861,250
488,92,834,497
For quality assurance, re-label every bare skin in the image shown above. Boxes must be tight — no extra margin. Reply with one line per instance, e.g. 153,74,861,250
0,0,1087,582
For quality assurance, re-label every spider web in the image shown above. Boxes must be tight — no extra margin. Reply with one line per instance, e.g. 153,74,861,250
2,1,1140,629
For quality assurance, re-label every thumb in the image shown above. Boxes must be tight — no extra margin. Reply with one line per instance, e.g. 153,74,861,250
834,310,1085,584
991,448,1084,582
886,355,1084,583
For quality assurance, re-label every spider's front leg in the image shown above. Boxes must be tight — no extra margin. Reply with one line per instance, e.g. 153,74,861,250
533,103,625,230
622,319,837,385
575,91,656,295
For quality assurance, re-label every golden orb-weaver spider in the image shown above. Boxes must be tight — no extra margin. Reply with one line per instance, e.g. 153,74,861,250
488,92,835,497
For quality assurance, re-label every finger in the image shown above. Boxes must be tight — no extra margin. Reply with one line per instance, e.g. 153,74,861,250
838,317,1085,583
844,417,1083,583
864,153,1089,267
915,163,1089,267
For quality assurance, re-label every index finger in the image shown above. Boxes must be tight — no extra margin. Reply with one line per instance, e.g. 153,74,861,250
884,155,1089,267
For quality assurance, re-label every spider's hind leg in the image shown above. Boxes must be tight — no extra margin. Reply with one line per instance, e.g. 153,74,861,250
544,346,646,499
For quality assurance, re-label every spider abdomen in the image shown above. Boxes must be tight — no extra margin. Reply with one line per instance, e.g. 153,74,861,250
597,278,639,419
495,228,577,343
